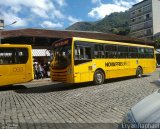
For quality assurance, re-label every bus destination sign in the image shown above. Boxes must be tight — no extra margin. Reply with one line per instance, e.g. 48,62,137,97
54,40,69,47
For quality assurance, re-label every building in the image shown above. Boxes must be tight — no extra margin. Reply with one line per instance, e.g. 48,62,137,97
0,19,4,29
1,28,152,45
130,0,160,41
154,32,160,40
0,28,153,63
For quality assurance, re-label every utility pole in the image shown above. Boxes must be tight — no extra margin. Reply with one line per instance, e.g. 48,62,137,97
0,20,17,44
0,19,4,44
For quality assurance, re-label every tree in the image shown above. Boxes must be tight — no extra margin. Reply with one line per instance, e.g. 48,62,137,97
155,38,160,49
110,28,119,34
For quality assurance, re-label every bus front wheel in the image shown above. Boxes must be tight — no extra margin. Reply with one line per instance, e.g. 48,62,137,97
94,70,104,85
136,67,143,78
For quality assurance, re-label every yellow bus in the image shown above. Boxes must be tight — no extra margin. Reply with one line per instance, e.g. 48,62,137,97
0,44,34,86
50,37,156,85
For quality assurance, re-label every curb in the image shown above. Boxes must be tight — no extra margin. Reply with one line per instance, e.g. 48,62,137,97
33,78,51,82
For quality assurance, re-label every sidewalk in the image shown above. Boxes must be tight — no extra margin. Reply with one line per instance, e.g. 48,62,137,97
156,68,160,82
19,78,53,86
32,78,51,82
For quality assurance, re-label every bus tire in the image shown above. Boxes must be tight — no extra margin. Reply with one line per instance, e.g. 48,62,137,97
94,70,104,85
136,67,143,78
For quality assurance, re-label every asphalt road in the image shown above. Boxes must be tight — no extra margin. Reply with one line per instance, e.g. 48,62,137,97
0,70,160,129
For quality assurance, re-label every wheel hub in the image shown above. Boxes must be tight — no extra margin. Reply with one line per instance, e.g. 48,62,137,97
97,73,102,82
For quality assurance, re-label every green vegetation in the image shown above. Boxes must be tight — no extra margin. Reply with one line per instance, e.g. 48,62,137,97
66,11,130,36
155,38,160,49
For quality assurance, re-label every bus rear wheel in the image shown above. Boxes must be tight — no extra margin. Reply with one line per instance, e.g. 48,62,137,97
94,70,104,85
136,67,143,78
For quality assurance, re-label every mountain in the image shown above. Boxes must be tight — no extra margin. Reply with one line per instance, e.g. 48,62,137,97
66,11,130,36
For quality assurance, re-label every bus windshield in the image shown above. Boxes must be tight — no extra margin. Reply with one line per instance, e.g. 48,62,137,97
53,40,71,69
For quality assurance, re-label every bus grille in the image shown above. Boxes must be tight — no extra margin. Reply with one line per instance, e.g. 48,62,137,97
51,70,67,82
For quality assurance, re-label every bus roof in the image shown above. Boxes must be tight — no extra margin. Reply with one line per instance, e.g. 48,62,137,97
72,37,154,48
0,44,32,47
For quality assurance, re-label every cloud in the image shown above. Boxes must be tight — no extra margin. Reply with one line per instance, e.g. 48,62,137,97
88,4,127,19
68,16,81,25
2,12,27,27
88,0,143,19
114,0,143,8
91,0,101,5
53,10,65,19
31,7,49,18
0,0,65,19
114,0,134,8
55,0,67,6
0,0,67,29
40,21,63,28
10,6,22,13
135,0,143,2
0,0,55,13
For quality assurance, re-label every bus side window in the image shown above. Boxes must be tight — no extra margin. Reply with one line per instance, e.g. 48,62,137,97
138,48,145,58
85,47,91,59
118,46,128,58
75,45,81,60
75,46,91,60
105,44,117,58
75,48,79,60
79,47,84,59
129,47,138,58
17,48,28,64
144,48,154,58
94,44,104,58
0,48,16,64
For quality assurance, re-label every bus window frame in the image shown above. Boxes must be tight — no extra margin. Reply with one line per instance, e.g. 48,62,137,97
0,47,29,65
74,41,93,65
105,44,118,58
117,45,129,58
94,44,105,59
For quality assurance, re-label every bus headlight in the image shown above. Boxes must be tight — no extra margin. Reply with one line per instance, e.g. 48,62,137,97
67,67,72,74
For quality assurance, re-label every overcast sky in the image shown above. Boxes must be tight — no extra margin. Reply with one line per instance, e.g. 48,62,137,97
0,0,143,30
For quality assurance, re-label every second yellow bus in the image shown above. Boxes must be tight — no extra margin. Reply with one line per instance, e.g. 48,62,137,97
50,37,156,85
